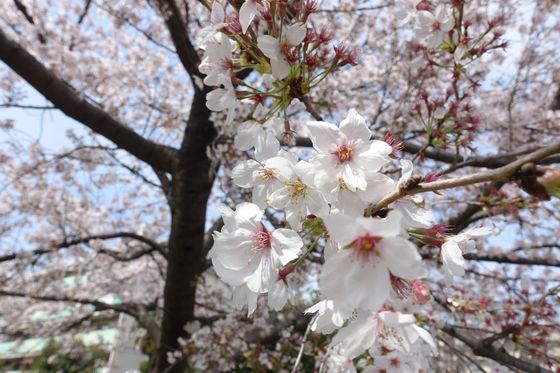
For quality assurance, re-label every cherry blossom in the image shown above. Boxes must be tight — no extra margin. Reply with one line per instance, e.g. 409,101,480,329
441,227,495,282
205,76,238,123
394,0,418,26
0,0,558,371
330,309,435,360
209,203,303,293
257,23,307,79
233,116,283,152
320,211,426,312
416,5,454,49
268,159,327,230
199,32,234,87
306,109,392,194
305,299,351,334
231,133,294,208
196,2,227,49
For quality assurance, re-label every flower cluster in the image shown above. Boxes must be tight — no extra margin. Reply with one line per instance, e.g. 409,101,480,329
395,1,507,155
201,1,498,370
198,0,357,125
207,107,497,370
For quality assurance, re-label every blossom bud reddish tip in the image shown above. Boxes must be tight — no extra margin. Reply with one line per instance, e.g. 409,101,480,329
411,280,431,304
278,263,295,282
416,1,431,11
305,0,317,14
423,170,441,183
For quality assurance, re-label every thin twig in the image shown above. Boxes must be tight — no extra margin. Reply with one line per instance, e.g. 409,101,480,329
364,140,560,216
437,335,487,373
291,320,313,373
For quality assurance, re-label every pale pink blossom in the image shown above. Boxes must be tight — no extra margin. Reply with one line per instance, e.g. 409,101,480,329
257,23,307,79
320,211,426,312
415,5,454,49
306,109,392,198
441,227,495,282
209,203,303,293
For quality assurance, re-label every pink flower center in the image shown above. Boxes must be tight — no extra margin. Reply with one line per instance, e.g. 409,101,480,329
351,234,382,260
221,59,235,70
334,144,353,163
254,231,271,250
260,167,275,180
432,20,441,31
280,40,292,57
353,234,381,252
411,280,431,304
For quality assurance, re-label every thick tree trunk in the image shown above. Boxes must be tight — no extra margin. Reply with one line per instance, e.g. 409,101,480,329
153,90,214,372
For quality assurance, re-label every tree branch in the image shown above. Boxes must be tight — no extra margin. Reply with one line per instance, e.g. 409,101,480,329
77,0,93,25
0,289,161,343
463,253,560,267
153,68,214,373
13,0,47,44
446,183,502,234
0,231,167,263
0,27,177,172
364,140,560,216
442,324,552,373
154,0,202,83
0,103,56,110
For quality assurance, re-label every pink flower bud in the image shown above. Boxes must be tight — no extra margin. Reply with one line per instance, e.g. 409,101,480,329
416,1,431,11
423,170,441,183
291,0,302,15
278,263,295,282
305,54,319,69
333,44,349,60
446,87,454,98
260,7,272,22
316,28,332,44
226,16,242,34
251,93,265,105
304,28,314,43
411,280,431,304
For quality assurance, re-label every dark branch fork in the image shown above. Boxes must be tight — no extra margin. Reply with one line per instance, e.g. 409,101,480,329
0,27,178,172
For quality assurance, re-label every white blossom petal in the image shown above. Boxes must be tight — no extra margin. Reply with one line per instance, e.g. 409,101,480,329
306,121,341,153
270,57,291,79
441,240,465,277
239,0,257,34
257,35,281,59
380,236,426,279
285,22,307,46
271,228,303,264
339,109,371,143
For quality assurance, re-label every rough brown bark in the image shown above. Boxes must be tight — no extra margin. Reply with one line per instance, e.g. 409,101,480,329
153,88,214,373
0,23,215,372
